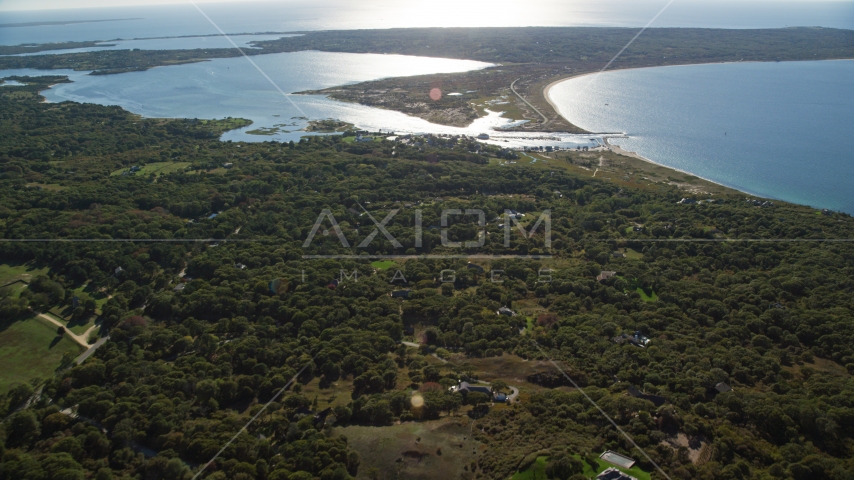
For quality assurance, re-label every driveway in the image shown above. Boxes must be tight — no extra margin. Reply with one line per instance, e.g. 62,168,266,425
37,312,109,365
38,313,93,348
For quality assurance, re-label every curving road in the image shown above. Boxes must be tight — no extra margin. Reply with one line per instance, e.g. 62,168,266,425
510,78,548,124
507,386,520,403
37,312,109,365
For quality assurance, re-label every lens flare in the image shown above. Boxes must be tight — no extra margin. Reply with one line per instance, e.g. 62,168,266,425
429,88,442,101
410,393,424,408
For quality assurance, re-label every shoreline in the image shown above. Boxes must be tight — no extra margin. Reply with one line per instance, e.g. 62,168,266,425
541,58,854,199
600,136,754,197
542,57,854,125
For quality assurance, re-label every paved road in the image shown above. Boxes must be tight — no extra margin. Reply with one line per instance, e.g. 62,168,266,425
75,335,110,365
511,78,548,124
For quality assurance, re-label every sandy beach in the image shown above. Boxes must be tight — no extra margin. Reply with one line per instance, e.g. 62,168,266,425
542,72,749,195
542,71,600,124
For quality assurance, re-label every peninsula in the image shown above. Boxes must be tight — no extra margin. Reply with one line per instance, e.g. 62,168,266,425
2,27,854,127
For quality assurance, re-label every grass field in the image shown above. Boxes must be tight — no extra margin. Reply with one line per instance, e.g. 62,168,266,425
0,281,28,299
636,288,658,302
298,376,357,411
511,455,547,479
513,455,651,480
447,354,558,395
46,307,98,335
336,417,481,480
0,262,49,287
69,283,110,313
371,260,397,270
0,316,82,393
625,248,644,260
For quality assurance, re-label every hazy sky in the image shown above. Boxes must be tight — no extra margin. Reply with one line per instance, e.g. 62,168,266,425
4,0,851,12
0,0,238,11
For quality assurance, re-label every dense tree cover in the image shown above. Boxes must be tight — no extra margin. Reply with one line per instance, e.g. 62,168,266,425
0,77,853,479
254,27,854,66
3,27,853,75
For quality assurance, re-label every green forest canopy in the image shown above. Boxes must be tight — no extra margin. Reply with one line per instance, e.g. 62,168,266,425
0,76,852,480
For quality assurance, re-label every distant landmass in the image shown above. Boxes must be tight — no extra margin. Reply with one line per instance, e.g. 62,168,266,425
0,18,142,29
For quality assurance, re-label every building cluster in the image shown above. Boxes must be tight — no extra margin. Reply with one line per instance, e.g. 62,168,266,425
393,133,468,147
746,198,774,207
678,198,719,205
120,165,142,176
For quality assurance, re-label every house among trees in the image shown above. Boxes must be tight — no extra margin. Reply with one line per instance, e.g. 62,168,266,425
496,306,516,316
626,385,666,407
452,381,510,403
391,290,410,299
713,382,732,394
612,331,650,348
599,451,636,470
506,209,525,220
597,271,617,282
597,467,637,480
466,262,485,273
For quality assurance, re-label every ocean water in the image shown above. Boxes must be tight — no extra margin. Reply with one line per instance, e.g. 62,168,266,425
3,34,299,56
0,52,598,149
1,0,852,46
548,60,854,213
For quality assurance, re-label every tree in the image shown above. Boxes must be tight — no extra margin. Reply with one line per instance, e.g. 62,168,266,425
5,382,34,412
466,391,489,407
545,453,584,480
491,380,509,394
6,411,40,447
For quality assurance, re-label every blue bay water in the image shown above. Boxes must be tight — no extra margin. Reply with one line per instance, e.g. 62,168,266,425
0,52,597,149
548,60,854,213
0,43,602,149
